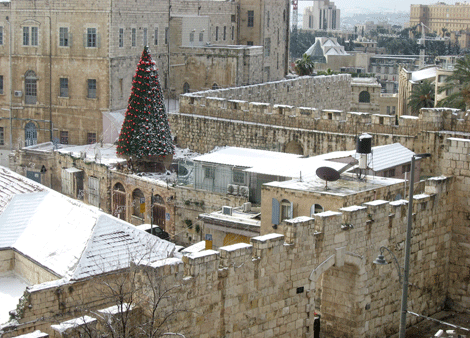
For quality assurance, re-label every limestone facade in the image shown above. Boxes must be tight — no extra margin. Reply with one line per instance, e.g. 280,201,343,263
2,175,455,338
0,0,289,153
410,3,470,35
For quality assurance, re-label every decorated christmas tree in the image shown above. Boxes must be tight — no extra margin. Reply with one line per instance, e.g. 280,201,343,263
117,46,174,161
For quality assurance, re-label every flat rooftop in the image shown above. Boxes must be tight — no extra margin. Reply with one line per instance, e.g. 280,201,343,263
265,172,403,197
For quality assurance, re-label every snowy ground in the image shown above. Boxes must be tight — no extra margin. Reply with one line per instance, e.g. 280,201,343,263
0,272,30,324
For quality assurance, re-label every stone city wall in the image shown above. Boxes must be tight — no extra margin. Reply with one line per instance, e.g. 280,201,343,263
442,137,470,309
4,176,454,338
182,74,352,111
170,112,419,156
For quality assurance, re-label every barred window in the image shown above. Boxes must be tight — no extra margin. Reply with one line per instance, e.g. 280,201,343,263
132,28,136,46
119,28,124,47
59,78,68,97
0,26,4,45
60,131,69,144
247,10,254,27
154,28,158,45
87,79,96,98
87,28,96,47
87,132,96,144
59,27,69,47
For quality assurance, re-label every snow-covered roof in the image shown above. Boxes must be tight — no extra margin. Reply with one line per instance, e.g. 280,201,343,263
0,167,175,282
192,147,303,168
316,143,415,172
410,67,437,83
0,166,46,214
193,147,348,179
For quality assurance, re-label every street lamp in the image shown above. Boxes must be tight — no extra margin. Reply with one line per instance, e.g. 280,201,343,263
374,153,431,338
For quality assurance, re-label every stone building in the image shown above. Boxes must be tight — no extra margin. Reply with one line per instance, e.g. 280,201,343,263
350,77,381,114
0,0,290,160
410,2,470,35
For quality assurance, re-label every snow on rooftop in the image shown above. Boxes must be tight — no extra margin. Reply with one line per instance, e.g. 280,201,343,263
51,316,96,334
193,147,302,168
0,166,46,214
181,241,206,254
97,303,134,315
188,249,219,259
220,242,252,252
340,205,367,212
410,67,437,83
252,233,284,242
0,167,176,283
0,272,30,325
13,331,49,338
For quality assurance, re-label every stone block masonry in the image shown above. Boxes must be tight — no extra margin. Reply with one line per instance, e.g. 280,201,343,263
4,176,455,338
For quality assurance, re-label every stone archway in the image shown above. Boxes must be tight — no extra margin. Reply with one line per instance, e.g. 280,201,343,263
308,248,366,338
284,140,304,155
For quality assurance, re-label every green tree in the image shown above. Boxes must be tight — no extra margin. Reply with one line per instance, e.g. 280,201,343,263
117,46,175,159
294,54,315,76
438,54,470,110
408,80,435,114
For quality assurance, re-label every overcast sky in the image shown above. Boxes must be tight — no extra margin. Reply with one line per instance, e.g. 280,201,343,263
297,0,461,16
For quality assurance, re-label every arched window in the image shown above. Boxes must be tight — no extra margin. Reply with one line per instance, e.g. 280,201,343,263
24,122,37,146
310,203,324,216
183,82,190,94
212,83,219,90
132,189,145,218
25,70,37,104
113,183,126,220
359,91,370,103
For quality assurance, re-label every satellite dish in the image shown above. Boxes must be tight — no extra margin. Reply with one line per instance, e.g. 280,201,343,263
316,166,340,189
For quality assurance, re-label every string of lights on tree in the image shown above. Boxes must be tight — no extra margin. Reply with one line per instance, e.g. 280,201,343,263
117,46,175,159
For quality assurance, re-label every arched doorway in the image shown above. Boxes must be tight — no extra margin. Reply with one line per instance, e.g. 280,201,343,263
152,194,166,230
309,253,365,338
112,183,126,220
25,122,37,147
132,189,145,219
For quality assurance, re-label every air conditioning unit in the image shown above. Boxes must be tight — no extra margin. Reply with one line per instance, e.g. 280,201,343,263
222,206,232,216
14,91,22,97
227,184,239,195
239,186,249,198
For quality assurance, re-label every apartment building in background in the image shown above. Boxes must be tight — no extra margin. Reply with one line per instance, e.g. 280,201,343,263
302,0,340,31
410,2,470,34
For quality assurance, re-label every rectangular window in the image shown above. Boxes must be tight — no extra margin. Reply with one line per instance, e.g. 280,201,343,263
87,79,96,98
248,10,254,27
215,26,219,41
0,127,3,145
131,28,136,47
87,28,97,47
31,27,38,46
223,26,226,40
59,78,68,97
233,171,244,184
165,27,168,44
119,28,124,47
386,106,391,114
199,31,203,42
231,26,234,40
189,31,194,42
143,28,148,46
87,132,96,144
402,164,411,173
60,131,69,144
154,28,158,45
0,75,3,94
204,166,215,179
264,38,271,56
23,27,29,45
267,11,270,27
0,26,3,45
59,27,69,47
247,41,253,46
